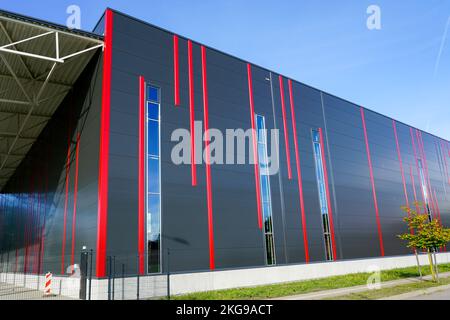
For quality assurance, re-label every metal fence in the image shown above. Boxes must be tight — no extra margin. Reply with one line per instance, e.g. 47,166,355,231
0,250,170,300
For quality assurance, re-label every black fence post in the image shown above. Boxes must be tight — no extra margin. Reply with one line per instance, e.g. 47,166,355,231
23,263,26,288
0,254,3,283
0,253,3,275
136,254,140,300
13,262,16,292
167,248,170,300
112,256,115,300
88,249,93,300
5,252,9,283
79,249,88,300
121,263,125,300
107,256,112,300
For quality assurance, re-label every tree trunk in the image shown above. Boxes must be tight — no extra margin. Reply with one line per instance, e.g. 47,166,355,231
414,249,422,279
432,250,440,283
427,249,436,282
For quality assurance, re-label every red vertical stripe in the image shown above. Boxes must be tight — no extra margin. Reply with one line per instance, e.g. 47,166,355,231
187,40,197,186
409,165,420,213
201,46,215,270
70,133,81,270
97,8,113,277
410,128,426,213
278,76,292,180
173,35,180,106
392,121,409,208
360,108,384,257
61,142,71,274
288,79,309,263
246,64,263,230
138,76,145,275
318,128,337,260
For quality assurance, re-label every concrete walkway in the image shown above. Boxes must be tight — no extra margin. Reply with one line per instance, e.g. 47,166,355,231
270,272,450,300
0,281,74,300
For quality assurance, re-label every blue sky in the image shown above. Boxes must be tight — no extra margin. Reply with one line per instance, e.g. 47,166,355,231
2,0,449,139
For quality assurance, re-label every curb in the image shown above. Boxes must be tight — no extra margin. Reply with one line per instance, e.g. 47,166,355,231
379,283,450,300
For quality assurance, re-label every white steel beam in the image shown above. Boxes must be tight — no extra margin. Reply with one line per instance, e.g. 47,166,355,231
0,30,54,49
0,98,32,106
0,132,36,140
0,47,64,63
55,31,60,60
60,44,104,61
37,89,70,104
0,110,51,118
35,62,57,102
0,73,72,88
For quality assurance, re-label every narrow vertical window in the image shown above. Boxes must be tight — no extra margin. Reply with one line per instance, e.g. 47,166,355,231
418,159,432,221
146,85,161,273
255,114,276,265
312,130,333,261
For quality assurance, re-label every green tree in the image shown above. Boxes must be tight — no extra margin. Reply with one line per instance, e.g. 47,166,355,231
398,204,450,282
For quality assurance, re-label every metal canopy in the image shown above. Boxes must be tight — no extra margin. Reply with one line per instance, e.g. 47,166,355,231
0,10,104,189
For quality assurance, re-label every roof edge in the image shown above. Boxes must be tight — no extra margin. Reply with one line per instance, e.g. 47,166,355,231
0,8,103,41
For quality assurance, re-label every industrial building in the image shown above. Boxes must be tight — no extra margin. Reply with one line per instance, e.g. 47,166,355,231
0,8,448,281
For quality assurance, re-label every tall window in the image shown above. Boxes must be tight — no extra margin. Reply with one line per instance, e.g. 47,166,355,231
418,159,432,221
256,114,276,265
312,130,333,261
146,85,161,273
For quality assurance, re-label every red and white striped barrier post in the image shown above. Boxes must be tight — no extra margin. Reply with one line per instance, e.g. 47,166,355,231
44,272,52,296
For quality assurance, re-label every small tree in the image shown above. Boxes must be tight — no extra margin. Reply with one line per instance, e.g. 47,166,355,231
398,204,450,282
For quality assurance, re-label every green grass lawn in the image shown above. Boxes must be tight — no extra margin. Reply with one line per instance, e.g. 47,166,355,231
329,276,450,300
172,263,450,300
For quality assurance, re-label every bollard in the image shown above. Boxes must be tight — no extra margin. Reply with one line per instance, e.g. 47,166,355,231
44,272,52,296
